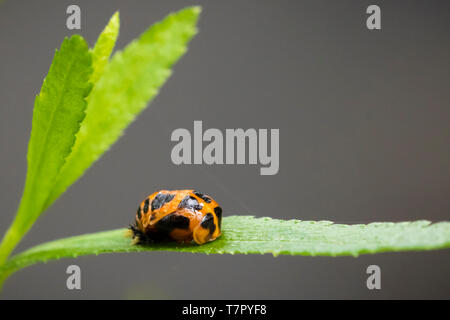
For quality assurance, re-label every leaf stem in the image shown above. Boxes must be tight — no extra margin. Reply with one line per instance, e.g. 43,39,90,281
0,221,22,266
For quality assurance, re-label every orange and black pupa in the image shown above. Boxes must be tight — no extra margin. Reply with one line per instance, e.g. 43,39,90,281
128,190,222,245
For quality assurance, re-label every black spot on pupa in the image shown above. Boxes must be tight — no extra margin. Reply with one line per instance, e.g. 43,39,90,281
143,198,150,213
154,212,190,234
178,195,203,211
200,213,216,234
214,206,222,228
194,191,212,203
137,206,142,219
151,193,175,211
132,212,190,244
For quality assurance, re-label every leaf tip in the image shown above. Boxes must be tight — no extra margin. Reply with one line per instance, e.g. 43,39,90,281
190,5,202,15
179,5,202,24
68,34,89,47
110,11,120,29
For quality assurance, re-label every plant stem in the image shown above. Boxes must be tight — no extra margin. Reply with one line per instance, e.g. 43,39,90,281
0,220,23,266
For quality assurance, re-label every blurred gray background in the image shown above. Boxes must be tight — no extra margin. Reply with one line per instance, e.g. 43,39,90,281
0,0,449,299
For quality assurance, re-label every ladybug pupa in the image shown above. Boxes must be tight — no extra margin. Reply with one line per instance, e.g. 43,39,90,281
128,190,222,245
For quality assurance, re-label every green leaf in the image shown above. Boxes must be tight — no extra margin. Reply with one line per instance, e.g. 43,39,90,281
0,7,200,268
0,35,93,265
90,11,120,84
41,11,120,212
1,216,449,286
44,6,201,210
